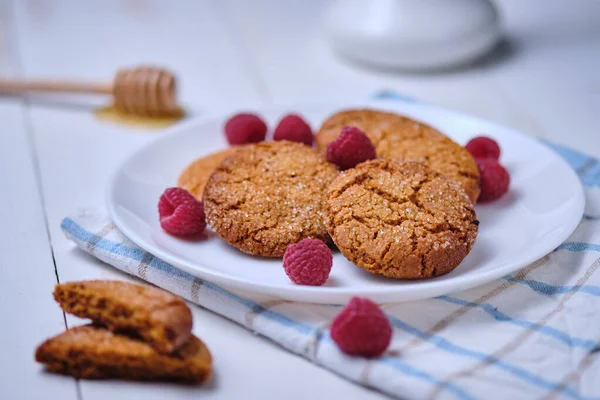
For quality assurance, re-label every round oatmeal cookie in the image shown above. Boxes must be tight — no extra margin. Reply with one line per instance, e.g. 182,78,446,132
316,109,480,202
177,148,240,201
324,159,478,279
203,141,339,258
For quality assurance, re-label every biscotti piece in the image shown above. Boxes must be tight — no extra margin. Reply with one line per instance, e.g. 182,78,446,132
53,280,192,354
324,159,478,279
35,325,211,384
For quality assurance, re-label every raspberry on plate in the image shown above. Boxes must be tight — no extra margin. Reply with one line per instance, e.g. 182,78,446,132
476,158,510,202
326,126,377,170
331,297,392,357
466,136,501,160
224,113,267,145
158,187,206,237
273,114,313,146
283,238,332,286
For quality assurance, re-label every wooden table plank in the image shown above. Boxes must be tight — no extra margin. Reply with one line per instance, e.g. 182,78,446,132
0,101,79,400
0,1,78,398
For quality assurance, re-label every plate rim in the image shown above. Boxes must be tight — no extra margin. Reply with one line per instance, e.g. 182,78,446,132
106,99,585,303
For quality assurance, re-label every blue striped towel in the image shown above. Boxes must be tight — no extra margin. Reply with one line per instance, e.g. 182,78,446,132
60,94,600,400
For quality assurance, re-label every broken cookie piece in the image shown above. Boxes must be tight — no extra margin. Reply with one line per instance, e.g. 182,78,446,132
53,280,192,354
35,325,211,383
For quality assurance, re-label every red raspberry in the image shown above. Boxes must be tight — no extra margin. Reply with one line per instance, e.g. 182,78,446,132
476,158,510,202
326,126,377,170
331,297,392,357
224,113,267,145
273,114,313,146
283,238,332,286
158,188,206,237
466,136,501,160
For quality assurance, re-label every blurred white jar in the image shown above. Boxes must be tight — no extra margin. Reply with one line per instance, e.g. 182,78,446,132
323,0,501,71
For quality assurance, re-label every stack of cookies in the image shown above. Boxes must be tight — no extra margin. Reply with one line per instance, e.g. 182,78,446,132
177,108,480,280
35,280,212,383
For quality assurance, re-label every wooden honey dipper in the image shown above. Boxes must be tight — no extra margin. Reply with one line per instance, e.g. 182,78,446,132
0,66,179,117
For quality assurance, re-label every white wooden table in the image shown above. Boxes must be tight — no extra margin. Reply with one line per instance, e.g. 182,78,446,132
2,1,599,399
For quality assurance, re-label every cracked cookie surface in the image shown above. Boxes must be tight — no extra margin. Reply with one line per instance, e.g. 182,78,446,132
203,141,339,257
316,109,480,202
324,159,478,279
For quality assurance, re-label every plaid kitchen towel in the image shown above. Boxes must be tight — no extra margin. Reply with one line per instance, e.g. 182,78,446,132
60,94,600,400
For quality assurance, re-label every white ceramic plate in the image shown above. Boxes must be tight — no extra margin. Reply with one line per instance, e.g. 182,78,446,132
107,99,584,304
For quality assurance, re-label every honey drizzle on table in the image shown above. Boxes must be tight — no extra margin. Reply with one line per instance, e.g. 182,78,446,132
94,105,185,130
